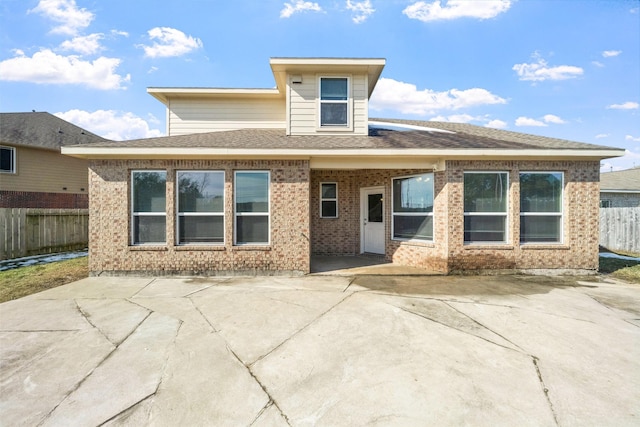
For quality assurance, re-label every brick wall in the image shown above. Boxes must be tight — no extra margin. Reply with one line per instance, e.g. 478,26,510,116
0,190,88,208
88,159,310,275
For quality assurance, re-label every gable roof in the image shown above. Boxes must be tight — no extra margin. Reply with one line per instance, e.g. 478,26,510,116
62,118,624,162
0,112,107,151
600,168,640,192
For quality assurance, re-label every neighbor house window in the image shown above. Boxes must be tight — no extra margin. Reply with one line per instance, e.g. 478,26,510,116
177,171,225,245
320,182,338,218
1,146,15,173
520,172,563,243
131,171,166,245
319,77,349,127
234,171,270,245
464,172,508,243
392,173,434,241
600,200,611,208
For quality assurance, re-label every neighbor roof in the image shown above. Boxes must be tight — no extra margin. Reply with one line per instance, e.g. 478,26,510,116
62,118,624,161
600,168,640,192
0,112,107,151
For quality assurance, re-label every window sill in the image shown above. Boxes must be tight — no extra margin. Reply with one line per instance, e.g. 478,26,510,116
316,126,353,132
129,245,168,251
232,245,271,251
175,245,226,251
393,239,435,248
521,244,569,250
463,244,513,250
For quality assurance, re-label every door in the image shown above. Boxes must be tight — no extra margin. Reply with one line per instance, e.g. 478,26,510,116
361,187,385,254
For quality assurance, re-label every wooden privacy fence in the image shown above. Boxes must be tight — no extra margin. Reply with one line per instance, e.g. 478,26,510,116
600,207,640,254
0,208,89,260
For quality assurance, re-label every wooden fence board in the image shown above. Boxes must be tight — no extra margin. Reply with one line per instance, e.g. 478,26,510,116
600,207,640,254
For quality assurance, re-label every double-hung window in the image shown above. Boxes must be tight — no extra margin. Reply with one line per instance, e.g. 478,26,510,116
392,173,434,241
319,77,349,127
320,182,338,218
464,172,508,244
234,171,270,245
131,171,166,245
1,146,15,173
520,172,563,243
177,171,225,244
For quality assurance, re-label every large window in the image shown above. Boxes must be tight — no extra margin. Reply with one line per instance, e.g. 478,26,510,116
177,171,224,245
234,171,270,245
520,172,563,243
392,173,434,241
320,182,338,218
1,146,15,173
131,171,166,245
319,77,349,127
464,172,508,243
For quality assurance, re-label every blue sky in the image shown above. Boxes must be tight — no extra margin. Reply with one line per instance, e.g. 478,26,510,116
1,0,638,171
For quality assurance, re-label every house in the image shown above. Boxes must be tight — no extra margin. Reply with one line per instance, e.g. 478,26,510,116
599,167,640,207
61,57,624,276
1,112,106,209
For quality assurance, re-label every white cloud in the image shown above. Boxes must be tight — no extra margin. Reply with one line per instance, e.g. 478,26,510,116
55,110,164,141
485,119,507,129
591,61,604,68
607,101,639,110
543,114,566,124
370,77,506,115
59,33,104,55
626,135,640,142
28,0,94,35
595,134,609,139
280,1,323,18
430,114,478,123
0,49,129,90
403,0,511,22
141,27,203,58
515,117,547,127
513,53,583,82
111,30,129,37
346,0,375,23
602,50,622,58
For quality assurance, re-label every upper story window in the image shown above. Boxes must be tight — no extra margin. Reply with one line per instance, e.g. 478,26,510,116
319,77,349,127
177,171,225,245
131,170,167,245
464,172,509,244
1,146,16,173
520,172,563,244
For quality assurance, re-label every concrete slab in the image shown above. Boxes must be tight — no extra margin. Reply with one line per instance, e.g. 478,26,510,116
27,276,154,300
0,298,88,331
76,298,150,345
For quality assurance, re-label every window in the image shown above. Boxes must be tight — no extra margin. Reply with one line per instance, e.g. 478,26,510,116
392,173,434,241
520,172,563,243
177,171,225,244
600,200,611,208
234,171,270,245
464,172,508,243
320,182,338,218
319,77,349,127
131,171,166,245
1,146,15,173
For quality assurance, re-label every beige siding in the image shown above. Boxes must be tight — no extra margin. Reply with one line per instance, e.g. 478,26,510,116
1,145,88,194
289,73,369,136
167,97,286,136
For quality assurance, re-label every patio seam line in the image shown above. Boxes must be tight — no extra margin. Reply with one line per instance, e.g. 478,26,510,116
532,356,560,426
343,276,357,292
74,299,113,346
249,292,356,367
583,293,628,316
129,278,160,299
189,298,219,333
624,319,640,329
248,401,276,426
97,393,155,427
226,345,292,426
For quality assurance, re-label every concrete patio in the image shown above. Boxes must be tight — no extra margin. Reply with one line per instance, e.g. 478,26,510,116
1,273,639,426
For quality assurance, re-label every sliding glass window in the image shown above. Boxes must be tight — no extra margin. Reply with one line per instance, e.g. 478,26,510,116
131,170,166,245
177,171,224,245
520,172,563,243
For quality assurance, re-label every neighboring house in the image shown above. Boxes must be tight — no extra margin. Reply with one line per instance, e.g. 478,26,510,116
62,57,624,276
0,112,107,208
599,167,640,207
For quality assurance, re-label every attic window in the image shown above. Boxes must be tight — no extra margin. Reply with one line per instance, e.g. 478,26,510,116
319,77,349,127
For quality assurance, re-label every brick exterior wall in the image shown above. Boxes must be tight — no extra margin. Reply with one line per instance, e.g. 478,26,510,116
0,191,88,208
88,159,310,275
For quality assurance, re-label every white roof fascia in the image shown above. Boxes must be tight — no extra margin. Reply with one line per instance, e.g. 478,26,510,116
600,189,640,193
147,87,282,104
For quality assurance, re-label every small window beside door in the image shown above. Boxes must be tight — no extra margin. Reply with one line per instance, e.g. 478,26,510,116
320,182,338,218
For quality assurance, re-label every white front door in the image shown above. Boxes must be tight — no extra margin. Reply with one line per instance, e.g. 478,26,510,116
361,187,385,255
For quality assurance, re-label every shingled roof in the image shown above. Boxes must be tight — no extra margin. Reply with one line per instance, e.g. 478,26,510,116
0,112,107,151
600,167,640,192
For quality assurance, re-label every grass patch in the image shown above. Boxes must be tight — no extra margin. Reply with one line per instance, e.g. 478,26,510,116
599,256,640,284
0,256,88,303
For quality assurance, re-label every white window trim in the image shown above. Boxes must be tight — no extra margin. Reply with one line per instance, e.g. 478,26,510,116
519,171,564,245
391,173,435,242
320,182,338,218
0,145,16,174
176,170,225,246
463,171,509,245
234,170,271,246
131,170,167,246
317,75,353,131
